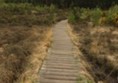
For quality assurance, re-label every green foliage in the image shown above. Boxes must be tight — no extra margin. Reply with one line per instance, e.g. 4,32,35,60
0,3,59,26
3,0,118,8
0,0,4,3
0,3,33,14
79,8,90,21
68,8,78,23
68,5,118,26
106,5,118,25
34,5,49,13
90,8,103,25
68,7,103,25
49,4,57,13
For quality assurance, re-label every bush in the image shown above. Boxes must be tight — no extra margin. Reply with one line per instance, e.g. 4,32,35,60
0,27,48,83
68,6,118,26
0,3,58,26
79,8,91,21
49,4,57,13
90,8,103,25
106,5,118,26
68,8,78,23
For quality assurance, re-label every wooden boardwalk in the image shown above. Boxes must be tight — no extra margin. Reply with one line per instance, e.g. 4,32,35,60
39,20,79,83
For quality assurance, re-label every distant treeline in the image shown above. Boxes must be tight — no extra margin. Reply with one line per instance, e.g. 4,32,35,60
4,0,118,8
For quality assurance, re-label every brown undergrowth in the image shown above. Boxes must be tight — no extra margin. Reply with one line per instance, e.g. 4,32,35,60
67,23,95,83
16,26,52,83
68,21,118,83
0,26,52,83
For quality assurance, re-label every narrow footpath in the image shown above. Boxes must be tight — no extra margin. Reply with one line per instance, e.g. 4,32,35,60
39,20,79,83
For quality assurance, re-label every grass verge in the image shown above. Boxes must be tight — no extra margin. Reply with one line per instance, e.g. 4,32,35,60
0,26,52,83
68,21,118,83
67,23,95,83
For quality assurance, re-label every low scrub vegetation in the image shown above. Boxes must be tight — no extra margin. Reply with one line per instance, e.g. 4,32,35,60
0,26,49,83
68,5,118,27
69,6,118,83
83,26,117,82
70,22,118,83
0,2,66,83
0,3,65,26
3,0,118,8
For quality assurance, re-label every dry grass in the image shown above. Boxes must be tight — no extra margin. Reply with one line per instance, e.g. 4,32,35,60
88,26,118,82
0,26,51,83
16,27,52,83
0,3,58,26
69,21,118,83
67,23,95,83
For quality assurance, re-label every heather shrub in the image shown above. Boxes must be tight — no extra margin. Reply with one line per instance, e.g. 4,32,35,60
106,5,118,26
90,8,103,25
